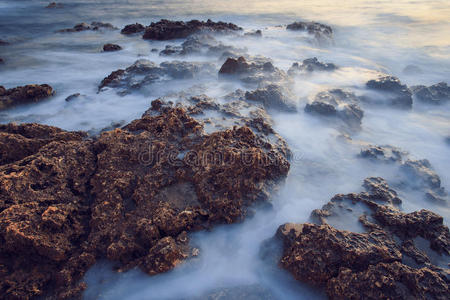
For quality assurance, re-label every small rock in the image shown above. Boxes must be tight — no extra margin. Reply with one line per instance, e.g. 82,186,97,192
103,43,122,52
365,76,412,108
46,2,63,8
121,23,145,35
411,82,449,105
289,57,337,74
245,84,297,112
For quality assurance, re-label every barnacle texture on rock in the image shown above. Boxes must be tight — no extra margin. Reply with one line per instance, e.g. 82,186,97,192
275,177,449,299
0,84,54,111
0,105,290,299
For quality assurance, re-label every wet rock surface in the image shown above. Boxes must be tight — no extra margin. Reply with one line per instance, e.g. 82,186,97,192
275,177,449,299
365,76,413,108
288,57,337,74
286,21,333,44
103,43,122,52
359,144,407,163
143,19,242,40
121,23,145,35
245,84,297,112
411,82,449,105
0,84,54,111
0,103,290,299
98,59,215,93
57,22,117,33
219,56,288,86
305,89,363,129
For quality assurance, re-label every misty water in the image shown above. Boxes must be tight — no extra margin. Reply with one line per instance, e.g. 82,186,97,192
0,0,449,299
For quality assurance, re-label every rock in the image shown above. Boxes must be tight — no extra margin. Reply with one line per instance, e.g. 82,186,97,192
244,30,262,37
98,59,215,92
275,178,450,299
103,43,122,52
288,57,337,74
121,23,145,35
365,76,413,108
411,82,449,105
143,19,242,40
64,93,88,102
0,123,86,166
0,104,290,299
0,40,8,46
305,89,363,129
219,56,288,85
286,21,333,44
188,284,275,300
160,34,244,57
57,22,117,33
245,84,297,112
359,145,407,163
46,2,63,8
0,58,3,64
0,84,54,111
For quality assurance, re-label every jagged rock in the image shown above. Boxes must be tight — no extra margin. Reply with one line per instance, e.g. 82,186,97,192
365,76,413,108
143,19,241,40
103,43,122,52
0,105,290,299
286,21,333,44
121,23,145,35
305,89,363,128
275,177,450,299
359,145,406,163
46,2,63,8
0,84,54,111
400,159,447,201
288,57,337,74
0,123,86,166
98,59,215,92
160,34,244,57
245,84,296,112
57,22,117,33
219,56,288,85
411,82,449,104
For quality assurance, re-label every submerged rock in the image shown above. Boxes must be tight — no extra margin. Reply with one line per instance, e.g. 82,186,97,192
103,43,122,52
46,2,63,8
188,284,275,300
245,84,297,112
98,59,215,93
305,89,363,129
0,40,8,46
0,104,290,299
288,57,338,74
0,84,54,111
274,178,449,299
244,30,262,37
359,144,407,163
411,82,450,105
121,23,146,35
143,19,242,40
57,22,117,33
365,76,413,108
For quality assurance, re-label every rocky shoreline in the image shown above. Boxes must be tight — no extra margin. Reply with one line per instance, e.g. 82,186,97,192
0,15,449,300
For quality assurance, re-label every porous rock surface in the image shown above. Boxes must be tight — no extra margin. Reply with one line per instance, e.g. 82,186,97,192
275,177,449,299
0,104,290,299
0,84,54,111
143,19,242,40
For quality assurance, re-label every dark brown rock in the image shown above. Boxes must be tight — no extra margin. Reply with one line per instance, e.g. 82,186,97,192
103,43,122,52
0,105,290,299
0,84,54,111
46,2,63,8
143,19,241,40
121,23,145,35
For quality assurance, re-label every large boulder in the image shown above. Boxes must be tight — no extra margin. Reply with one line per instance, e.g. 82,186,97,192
0,104,290,299
143,19,241,40
365,76,412,108
0,84,54,111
